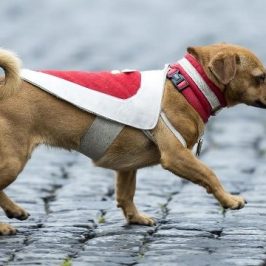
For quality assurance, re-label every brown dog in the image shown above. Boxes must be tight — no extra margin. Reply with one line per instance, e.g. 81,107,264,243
0,43,265,235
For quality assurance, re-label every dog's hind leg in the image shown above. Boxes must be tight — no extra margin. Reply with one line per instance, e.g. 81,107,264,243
115,170,156,226
0,155,26,191
0,157,28,235
0,143,30,234
0,191,29,220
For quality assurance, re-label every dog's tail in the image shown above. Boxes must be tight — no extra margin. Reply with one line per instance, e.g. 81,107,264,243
0,48,21,100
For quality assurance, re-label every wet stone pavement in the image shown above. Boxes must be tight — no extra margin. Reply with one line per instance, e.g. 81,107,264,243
0,106,266,266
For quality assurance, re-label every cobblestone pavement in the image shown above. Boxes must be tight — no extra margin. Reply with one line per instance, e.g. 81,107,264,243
1,0,266,265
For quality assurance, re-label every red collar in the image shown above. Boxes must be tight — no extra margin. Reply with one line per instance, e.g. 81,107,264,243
167,54,227,123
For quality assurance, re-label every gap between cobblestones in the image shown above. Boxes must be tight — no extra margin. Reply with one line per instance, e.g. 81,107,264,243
60,184,115,262
58,174,187,265
41,164,73,216
5,160,77,265
137,181,186,261
5,231,34,262
42,184,62,215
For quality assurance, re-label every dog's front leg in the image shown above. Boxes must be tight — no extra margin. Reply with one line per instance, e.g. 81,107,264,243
153,122,246,210
0,191,29,220
116,170,156,226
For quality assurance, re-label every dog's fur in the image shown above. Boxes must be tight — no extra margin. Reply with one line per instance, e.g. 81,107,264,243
0,43,265,235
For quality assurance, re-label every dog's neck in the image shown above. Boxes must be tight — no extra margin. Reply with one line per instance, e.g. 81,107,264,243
167,53,227,123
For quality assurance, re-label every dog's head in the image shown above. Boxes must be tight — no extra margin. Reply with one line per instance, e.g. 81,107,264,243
187,43,266,109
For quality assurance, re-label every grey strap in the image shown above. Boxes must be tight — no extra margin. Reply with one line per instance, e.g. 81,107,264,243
142,130,156,143
80,116,124,161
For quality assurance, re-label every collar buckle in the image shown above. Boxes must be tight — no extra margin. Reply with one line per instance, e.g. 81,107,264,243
167,66,189,92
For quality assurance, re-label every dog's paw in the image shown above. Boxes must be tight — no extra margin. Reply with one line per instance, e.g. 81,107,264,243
127,212,156,226
0,223,16,235
221,193,246,210
4,206,30,221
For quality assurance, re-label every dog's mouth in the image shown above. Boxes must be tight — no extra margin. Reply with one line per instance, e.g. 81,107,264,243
251,100,266,109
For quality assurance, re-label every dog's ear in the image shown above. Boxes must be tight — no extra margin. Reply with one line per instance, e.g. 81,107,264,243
208,53,238,85
187,46,200,58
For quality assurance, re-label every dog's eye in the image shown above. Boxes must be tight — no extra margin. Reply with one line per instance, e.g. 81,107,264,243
255,74,265,84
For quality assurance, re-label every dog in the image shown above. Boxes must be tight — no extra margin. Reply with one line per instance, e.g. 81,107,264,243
0,43,265,235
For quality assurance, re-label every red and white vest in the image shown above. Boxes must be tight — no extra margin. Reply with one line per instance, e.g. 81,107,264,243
21,67,168,130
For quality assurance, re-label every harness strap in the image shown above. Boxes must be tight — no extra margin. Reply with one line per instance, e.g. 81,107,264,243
80,116,124,161
144,112,203,156
142,130,156,143
160,112,187,147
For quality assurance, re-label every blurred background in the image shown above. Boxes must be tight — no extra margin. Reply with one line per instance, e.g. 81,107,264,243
1,0,266,70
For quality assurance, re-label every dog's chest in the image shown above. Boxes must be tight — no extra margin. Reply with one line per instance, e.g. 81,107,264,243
21,67,168,130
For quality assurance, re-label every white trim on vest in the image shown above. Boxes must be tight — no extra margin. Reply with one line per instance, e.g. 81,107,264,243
178,58,220,111
20,66,168,130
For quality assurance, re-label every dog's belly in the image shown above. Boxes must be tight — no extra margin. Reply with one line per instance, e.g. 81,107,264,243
94,126,161,170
